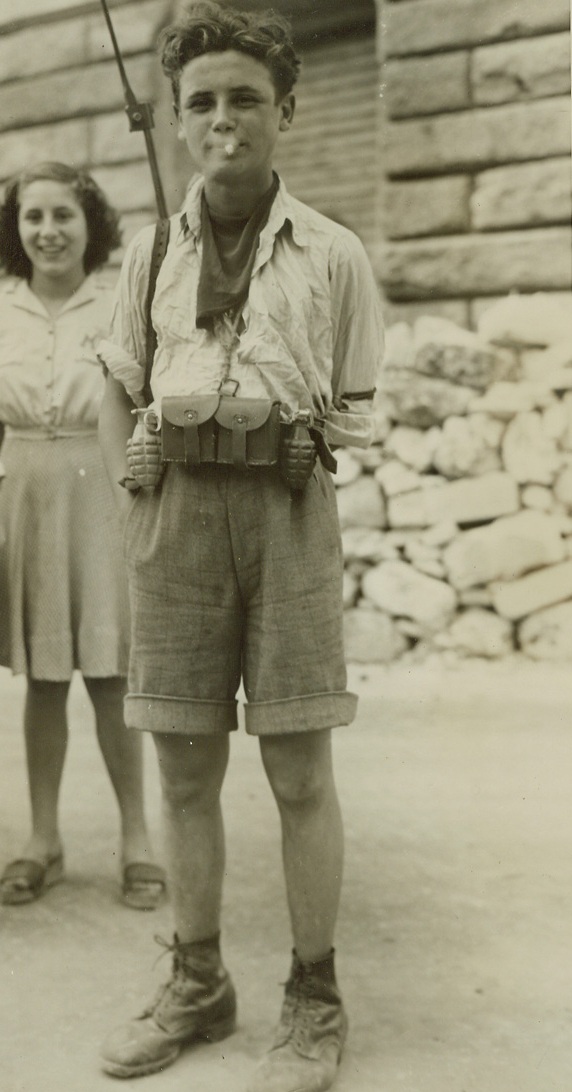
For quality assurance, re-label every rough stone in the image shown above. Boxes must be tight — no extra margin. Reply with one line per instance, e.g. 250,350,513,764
518,601,572,659
521,485,555,512
346,446,385,471
471,292,572,333
501,412,562,485
403,538,442,564
522,344,572,384
385,0,570,57
380,227,572,301
469,412,507,448
85,0,169,60
476,292,572,347
370,407,393,445
490,559,572,619
0,55,155,131
553,466,572,509
433,416,501,479
541,401,569,442
384,98,571,178
343,608,409,663
385,176,471,239
443,510,566,590
375,460,422,497
459,586,494,608
88,113,149,166
472,158,572,231
388,471,520,528
472,34,571,106
362,560,458,633
0,120,90,180
381,370,475,428
334,449,362,487
385,425,441,472
410,557,447,579
435,608,514,658
335,476,386,530
385,51,470,119
341,527,392,564
382,322,415,371
559,394,572,451
413,316,517,389
382,300,470,330
419,520,459,548
91,163,157,213
342,570,360,609
471,382,555,419
0,20,85,82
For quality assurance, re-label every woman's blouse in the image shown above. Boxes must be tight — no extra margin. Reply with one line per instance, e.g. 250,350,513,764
0,274,113,434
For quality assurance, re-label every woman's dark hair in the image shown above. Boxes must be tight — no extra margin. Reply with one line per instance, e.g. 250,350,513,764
159,1,301,104
0,161,122,279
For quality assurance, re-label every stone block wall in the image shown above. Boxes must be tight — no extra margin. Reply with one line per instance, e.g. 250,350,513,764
0,0,170,267
339,295,572,662
377,0,572,328
0,1,378,268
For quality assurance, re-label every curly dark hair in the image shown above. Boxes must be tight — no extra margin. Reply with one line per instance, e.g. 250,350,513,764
159,1,301,105
0,161,122,279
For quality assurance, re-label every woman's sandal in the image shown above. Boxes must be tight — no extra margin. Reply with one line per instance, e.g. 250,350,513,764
0,854,65,905
121,862,167,911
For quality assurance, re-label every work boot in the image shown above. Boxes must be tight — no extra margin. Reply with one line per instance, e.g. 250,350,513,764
101,933,236,1078
246,949,348,1092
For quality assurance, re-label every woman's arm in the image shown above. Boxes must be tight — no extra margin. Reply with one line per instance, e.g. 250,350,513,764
98,373,137,510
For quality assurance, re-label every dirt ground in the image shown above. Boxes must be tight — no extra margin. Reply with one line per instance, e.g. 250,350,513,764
0,656,570,1092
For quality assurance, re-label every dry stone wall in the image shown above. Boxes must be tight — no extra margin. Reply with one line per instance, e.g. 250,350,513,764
339,295,572,662
378,0,572,328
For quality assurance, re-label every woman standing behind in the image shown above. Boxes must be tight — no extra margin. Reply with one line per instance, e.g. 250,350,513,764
0,162,165,910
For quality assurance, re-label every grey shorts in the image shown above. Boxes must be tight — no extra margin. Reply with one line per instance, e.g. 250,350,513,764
123,462,357,736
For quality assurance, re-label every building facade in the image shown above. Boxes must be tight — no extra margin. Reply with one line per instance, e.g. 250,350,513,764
0,0,570,326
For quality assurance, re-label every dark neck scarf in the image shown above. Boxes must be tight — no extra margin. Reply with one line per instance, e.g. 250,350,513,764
196,174,279,330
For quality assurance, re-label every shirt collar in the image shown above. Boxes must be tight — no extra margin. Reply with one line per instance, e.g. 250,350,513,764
5,273,102,315
178,173,310,254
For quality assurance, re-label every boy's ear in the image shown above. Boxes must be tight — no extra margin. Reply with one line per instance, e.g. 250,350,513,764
279,93,295,131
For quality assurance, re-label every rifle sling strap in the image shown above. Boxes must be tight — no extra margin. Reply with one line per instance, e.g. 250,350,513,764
144,217,171,405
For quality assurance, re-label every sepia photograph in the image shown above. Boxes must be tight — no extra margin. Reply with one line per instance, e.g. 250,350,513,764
0,1,571,1090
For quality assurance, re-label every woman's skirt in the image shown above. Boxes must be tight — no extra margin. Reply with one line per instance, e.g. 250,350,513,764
0,433,129,680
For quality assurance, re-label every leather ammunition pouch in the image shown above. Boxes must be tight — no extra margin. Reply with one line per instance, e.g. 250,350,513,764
161,395,281,469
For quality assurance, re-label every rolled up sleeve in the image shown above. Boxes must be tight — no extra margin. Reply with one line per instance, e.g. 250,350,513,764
97,226,155,405
326,233,384,448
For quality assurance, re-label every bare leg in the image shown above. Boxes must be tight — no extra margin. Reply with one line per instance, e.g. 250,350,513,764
152,733,230,942
259,728,343,962
18,678,70,861
83,676,154,866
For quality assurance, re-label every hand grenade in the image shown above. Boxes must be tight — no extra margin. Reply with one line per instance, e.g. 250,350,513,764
279,410,317,492
126,408,164,489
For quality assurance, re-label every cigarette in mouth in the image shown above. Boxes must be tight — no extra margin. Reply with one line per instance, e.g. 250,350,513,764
224,143,236,157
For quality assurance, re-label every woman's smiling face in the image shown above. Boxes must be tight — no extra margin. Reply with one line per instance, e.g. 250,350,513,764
18,180,88,287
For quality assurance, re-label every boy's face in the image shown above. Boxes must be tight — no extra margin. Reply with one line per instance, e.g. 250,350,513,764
175,50,294,198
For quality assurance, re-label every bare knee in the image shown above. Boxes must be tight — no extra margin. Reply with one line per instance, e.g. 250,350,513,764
261,731,334,812
153,734,229,812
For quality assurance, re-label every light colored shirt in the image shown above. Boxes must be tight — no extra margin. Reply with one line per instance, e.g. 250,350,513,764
98,175,384,447
0,275,113,434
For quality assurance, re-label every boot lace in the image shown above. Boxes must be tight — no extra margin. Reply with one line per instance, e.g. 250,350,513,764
140,935,198,1017
277,963,332,1053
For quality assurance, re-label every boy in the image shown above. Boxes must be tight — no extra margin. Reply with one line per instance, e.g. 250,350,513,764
98,4,383,1090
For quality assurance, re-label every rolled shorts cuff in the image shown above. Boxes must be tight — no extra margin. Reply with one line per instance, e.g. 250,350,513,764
244,690,358,736
125,693,238,735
